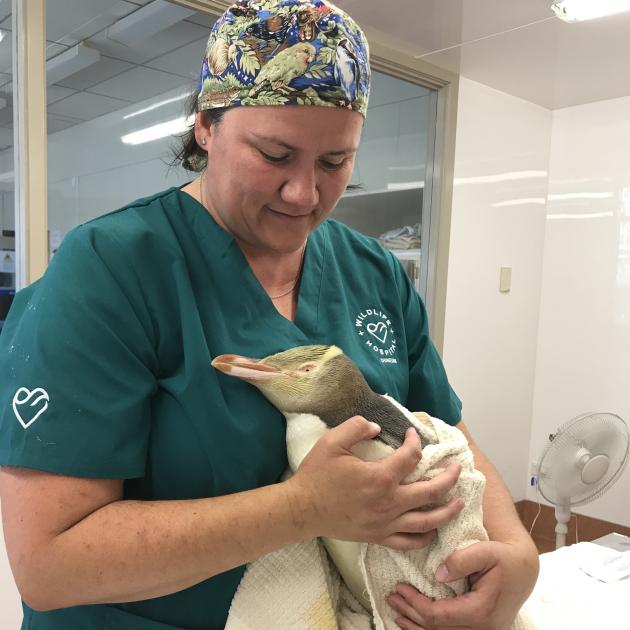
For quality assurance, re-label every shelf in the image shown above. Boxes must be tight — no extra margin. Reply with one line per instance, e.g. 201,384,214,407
342,185,424,199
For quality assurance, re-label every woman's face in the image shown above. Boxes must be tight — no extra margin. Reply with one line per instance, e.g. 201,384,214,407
199,105,363,255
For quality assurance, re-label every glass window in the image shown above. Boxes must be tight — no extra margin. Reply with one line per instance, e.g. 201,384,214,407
333,71,438,299
40,3,440,304
45,0,213,249
0,5,14,331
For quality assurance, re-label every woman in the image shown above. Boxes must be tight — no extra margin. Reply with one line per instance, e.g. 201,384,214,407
0,1,538,629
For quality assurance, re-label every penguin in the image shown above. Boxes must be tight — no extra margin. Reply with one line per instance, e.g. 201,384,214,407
211,344,440,610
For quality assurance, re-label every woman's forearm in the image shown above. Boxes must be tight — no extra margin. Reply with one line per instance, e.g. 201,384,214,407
17,481,309,611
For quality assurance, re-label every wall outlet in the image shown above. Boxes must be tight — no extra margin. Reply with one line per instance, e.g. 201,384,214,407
529,460,539,486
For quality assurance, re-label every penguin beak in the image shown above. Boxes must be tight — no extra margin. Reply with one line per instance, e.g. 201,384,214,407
211,354,285,381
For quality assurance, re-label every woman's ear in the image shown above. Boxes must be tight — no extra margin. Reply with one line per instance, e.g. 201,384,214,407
194,112,211,150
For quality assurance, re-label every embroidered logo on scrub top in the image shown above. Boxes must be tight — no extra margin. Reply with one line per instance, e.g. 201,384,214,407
12,387,50,429
355,308,398,364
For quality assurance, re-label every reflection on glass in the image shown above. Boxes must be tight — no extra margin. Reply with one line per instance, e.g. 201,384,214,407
0,8,14,330
619,188,630,288
334,71,437,294
43,0,212,249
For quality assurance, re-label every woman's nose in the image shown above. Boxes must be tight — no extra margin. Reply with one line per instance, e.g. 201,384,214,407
279,167,320,209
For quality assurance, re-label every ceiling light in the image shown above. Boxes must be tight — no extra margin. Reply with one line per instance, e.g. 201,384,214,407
551,0,630,22
121,114,195,145
123,93,188,120
46,44,100,85
107,0,196,46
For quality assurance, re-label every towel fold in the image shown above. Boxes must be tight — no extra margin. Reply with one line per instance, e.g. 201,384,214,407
226,398,535,630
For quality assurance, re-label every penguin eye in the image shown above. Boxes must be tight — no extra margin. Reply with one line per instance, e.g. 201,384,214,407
299,362,318,373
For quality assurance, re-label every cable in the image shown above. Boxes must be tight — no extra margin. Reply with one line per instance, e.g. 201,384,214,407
529,484,542,536
575,513,579,543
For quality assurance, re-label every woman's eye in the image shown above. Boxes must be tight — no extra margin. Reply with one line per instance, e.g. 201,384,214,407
259,150,289,163
320,159,345,171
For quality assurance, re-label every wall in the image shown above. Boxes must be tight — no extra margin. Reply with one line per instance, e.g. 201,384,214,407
443,77,552,500
528,96,630,526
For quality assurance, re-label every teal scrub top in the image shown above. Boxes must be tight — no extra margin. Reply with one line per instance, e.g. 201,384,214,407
0,187,462,630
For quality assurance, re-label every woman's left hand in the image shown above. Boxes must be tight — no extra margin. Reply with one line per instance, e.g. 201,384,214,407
387,539,539,629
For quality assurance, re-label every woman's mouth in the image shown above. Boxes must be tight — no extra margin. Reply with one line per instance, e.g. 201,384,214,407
265,206,312,220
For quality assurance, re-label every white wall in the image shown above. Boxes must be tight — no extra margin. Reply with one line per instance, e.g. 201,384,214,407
529,96,630,526
443,77,552,501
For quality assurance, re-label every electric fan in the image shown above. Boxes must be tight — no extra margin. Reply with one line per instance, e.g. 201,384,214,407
535,412,629,548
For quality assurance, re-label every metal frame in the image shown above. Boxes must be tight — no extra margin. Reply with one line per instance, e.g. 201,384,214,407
12,0,48,289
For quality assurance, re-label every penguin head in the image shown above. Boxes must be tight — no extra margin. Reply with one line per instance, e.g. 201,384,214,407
211,345,368,415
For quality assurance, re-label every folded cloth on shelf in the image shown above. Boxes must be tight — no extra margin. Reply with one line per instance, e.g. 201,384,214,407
225,398,535,630
378,223,421,250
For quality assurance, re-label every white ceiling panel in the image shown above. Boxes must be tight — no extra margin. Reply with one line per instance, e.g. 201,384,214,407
46,0,138,46
420,10,630,109
88,20,208,65
144,36,208,80
55,55,134,90
184,12,216,28
0,103,13,127
47,113,85,133
87,65,189,103
337,0,554,57
48,91,130,120
47,85,79,104
0,81,78,106
0,126,12,150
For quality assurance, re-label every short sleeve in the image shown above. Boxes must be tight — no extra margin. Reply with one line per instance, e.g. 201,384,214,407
390,253,462,425
0,224,158,478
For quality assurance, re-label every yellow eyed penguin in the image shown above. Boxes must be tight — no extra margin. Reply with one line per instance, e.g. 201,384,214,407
211,344,439,610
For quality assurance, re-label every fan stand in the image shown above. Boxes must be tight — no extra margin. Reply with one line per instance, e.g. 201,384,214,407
555,499,571,548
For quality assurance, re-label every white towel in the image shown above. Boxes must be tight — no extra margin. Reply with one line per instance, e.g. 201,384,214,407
226,398,535,630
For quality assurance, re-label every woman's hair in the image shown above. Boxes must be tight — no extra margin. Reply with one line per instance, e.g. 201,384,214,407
172,90,228,172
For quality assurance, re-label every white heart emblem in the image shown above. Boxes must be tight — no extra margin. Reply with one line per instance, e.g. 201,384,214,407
12,387,50,429
367,322,388,344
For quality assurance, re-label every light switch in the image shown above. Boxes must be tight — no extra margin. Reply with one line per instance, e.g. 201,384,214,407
499,266,512,293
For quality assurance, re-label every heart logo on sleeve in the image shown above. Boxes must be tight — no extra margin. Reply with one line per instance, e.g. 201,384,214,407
366,322,388,344
12,387,50,429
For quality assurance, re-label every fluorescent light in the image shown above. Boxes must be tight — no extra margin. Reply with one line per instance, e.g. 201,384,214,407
121,114,195,145
387,181,425,191
107,0,196,46
454,170,548,185
123,93,189,120
493,198,547,208
547,212,614,219
551,0,630,22
46,44,100,85
548,192,614,200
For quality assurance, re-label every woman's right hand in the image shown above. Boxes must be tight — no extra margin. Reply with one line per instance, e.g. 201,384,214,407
286,416,464,550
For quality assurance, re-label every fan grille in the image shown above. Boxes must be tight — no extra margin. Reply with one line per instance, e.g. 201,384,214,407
537,412,629,507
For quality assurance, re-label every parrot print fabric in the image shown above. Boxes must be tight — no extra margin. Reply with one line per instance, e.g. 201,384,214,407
197,0,370,117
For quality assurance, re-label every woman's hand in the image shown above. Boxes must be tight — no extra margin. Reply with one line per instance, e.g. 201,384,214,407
286,416,464,550
387,539,539,629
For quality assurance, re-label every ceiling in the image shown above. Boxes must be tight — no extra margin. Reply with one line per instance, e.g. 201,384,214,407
336,0,630,110
0,0,215,150
0,0,627,154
